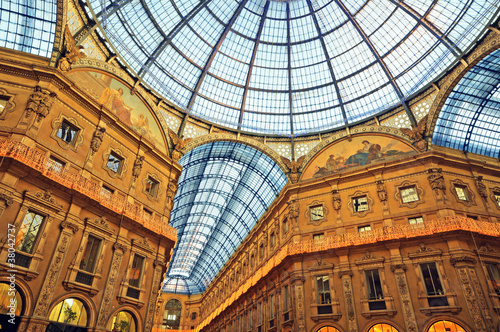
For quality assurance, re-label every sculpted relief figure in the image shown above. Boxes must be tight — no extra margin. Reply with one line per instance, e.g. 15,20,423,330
281,155,305,183
332,189,341,211
476,175,488,200
58,24,86,71
376,180,387,202
36,92,57,122
25,86,44,118
166,179,178,211
90,127,106,153
132,155,145,179
168,128,192,162
427,168,446,195
400,115,428,152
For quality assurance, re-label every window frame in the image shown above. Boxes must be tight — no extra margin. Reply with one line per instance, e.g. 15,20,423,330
395,180,425,208
102,146,128,179
348,191,373,217
50,114,84,151
128,253,145,288
400,185,419,204
79,234,102,274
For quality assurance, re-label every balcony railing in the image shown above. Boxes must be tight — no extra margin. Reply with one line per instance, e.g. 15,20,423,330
195,216,500,331
0,139,176,242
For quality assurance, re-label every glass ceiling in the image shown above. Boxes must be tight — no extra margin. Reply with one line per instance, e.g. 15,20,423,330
432,49,500,159
0,0,57,58
162,141,287,294
86,0,499,136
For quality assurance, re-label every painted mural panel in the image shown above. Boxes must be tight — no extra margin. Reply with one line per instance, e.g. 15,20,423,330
302,135,416,180
67,70,165,148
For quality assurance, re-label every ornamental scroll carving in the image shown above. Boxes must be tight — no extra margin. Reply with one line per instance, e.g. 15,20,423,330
33,232,73,317
97,248,124,327
457,267,488,332
392,265,418,332
144,264,165,332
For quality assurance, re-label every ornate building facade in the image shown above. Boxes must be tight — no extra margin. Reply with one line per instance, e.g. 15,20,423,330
0,1,500,332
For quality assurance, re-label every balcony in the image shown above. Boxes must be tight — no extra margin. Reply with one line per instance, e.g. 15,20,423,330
0,139,177,242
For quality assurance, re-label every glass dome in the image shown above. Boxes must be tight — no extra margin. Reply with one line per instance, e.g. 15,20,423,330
87,0,499,136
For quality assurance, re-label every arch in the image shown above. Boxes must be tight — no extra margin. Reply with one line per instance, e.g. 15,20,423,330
311,322,343,332
300,133,417,181
181,134,290,176
427,31,500,137
425,319,470,332
163,299,182,329
360,319,405,332
0,276,33,316
107,305,144,332
66,65,171,151
46,292,97,327
47,297,89,327
108,309,139,332
431,47,500,158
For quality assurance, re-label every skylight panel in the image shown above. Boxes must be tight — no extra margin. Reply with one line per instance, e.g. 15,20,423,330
189,8,225,47
254,43,288,68
293,107,344,135
245,90,289,113
356,0,395,36
158,45,202,90
314,1,348,33
338,63,389,102
291,61,332,90
172,27,212,67
242,112,291,135
266,1,287,19
330,40,376,79
290,14,317,43
208,0,240,24
370,7,415,56
260,18,288,44
149,1,182,32
292,84,339,111
403,0,433,15
342,0,366,15
233,8,263,38
344,84,399,123
118,1,162,51
191,97,240,129
174,0,199,16
289,0,310,18
291,39,325,67
199,75,244,109
219,31,254,63
209,52,249,86
248,67,288,90
323,21,364,58
427,1,465,35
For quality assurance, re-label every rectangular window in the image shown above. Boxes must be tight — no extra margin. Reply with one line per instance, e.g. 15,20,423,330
15,211,44,254
352,195,368,212
270,232,276,248
494,192,500,207
101,185,114,197
57,120,79,144
129,254,145,288
316,275,332,304
107,152,123,173
358,225,372,234
0,96,9,114
420,262,449,307
313,233,324,241
486,263,500,295
365,269,387,310
145,176,159,196
248,308,252,329
400,186,419,203
47,156,65,173
454,185,468,201
283,218,289,234
79,235,101,273
258,302,262,324
408,216,424,227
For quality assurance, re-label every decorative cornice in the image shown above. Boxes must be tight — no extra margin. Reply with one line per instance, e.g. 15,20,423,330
338,270,353,278
60,221,79,234
85,216,115,236
450,254,477,266
25,189,63,210
132,237,154,253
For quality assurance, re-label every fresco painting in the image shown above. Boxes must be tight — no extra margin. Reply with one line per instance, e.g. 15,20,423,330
67,71,165,148
302,135,416,180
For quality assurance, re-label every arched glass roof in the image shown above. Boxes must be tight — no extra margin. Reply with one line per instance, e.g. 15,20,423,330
162,141,287,294
432,49,500,158
0,0,57,58
87,0,499,136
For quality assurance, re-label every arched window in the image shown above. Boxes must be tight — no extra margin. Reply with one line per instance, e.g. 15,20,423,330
428,320,467,332
109,310,137,332
163,299,182,329
368,323,400,332
316,327,341,332
48,298,88,326
0,282,24,329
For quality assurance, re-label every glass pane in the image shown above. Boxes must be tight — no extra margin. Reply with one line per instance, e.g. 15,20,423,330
15,211,44,254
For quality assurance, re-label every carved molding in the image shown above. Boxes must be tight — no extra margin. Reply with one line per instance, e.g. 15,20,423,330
85,216,115,236
408,243,442,259
132,238,154,253
60,220,79,234
354,252,385,266
394,180,425,209
449,178,476,207
0,88,16,120
25,189,63,211
0,192,14,206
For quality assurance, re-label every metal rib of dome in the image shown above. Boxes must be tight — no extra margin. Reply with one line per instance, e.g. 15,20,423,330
87,0,499,136
432,49,500,159
162,141,287,294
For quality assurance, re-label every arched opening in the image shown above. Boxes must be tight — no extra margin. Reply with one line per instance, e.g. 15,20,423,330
367,323,400,332
163,299,182,329
47,297,88,331
108,310,137,332
0,282,24,331
316,327,341,332
428,320,467,332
